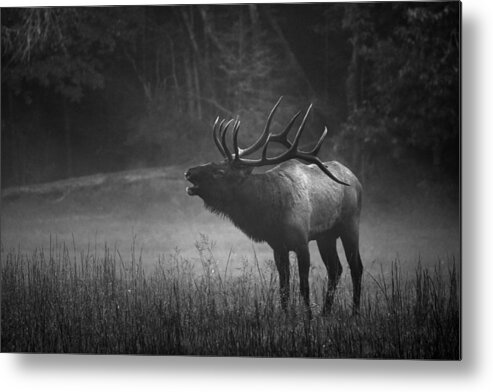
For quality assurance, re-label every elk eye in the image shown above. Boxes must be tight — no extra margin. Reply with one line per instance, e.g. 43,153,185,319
213,169,225,179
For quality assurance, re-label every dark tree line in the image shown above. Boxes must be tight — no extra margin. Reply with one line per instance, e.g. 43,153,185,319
1,3,459,187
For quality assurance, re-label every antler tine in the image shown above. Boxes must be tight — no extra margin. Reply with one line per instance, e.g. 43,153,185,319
232,117,241,160
295,153,349,186
213,117,227,158
261,134,273,161
239,96,283,157
220,119,235,161
290,104,312,150
305,126,328,156
269,111,301,148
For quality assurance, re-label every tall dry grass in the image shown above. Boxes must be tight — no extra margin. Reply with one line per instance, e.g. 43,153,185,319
1,236,460,358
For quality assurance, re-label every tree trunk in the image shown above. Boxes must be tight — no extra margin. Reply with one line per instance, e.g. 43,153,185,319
263,7,316,97
181,8,203,118
6,91,20,185
142,7,148,91
62,99,73,178
237,8,245,111
346,37,362,112
346,34,364,174
200,7,214,105
193,56,203,120
249,5,261,108
324,9,330,102
184,52,195,118
181,8,199,54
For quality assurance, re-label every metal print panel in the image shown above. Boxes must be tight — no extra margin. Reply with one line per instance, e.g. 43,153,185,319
1,2,460,358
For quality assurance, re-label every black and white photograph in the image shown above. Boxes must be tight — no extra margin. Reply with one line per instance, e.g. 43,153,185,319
1,1,460,360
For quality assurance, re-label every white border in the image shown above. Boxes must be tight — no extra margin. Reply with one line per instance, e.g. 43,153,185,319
2,0,492,391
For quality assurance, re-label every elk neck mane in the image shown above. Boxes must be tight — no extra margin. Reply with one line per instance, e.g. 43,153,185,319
203,170,292,243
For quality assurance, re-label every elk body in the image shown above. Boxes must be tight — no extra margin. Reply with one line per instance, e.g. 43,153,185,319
185,98,363,316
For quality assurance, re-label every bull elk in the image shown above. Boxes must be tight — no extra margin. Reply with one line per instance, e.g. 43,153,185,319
185,98,363,317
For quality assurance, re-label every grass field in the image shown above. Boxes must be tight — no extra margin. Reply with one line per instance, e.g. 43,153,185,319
1,165,460,357
1,237,459,358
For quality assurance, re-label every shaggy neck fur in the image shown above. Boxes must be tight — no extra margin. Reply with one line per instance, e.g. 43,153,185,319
203,171,287,244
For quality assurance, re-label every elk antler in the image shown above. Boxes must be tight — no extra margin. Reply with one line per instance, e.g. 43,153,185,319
213,96,295,159
213,99,349,186
212,117,235,161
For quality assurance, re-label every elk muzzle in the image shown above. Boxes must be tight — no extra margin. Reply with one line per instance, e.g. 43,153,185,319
184,169,200,196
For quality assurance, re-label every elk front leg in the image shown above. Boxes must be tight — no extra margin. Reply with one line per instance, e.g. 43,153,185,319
295,244,312,319
341,228,363,314
274,247,290,311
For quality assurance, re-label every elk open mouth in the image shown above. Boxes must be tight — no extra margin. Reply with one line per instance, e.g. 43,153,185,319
185,171,199,196
186,184,199,196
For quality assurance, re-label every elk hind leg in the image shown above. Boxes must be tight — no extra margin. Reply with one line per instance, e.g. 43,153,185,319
341,226,363,314
317,234,342,315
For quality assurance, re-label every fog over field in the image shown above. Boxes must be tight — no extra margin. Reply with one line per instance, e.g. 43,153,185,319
1,164,459,280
